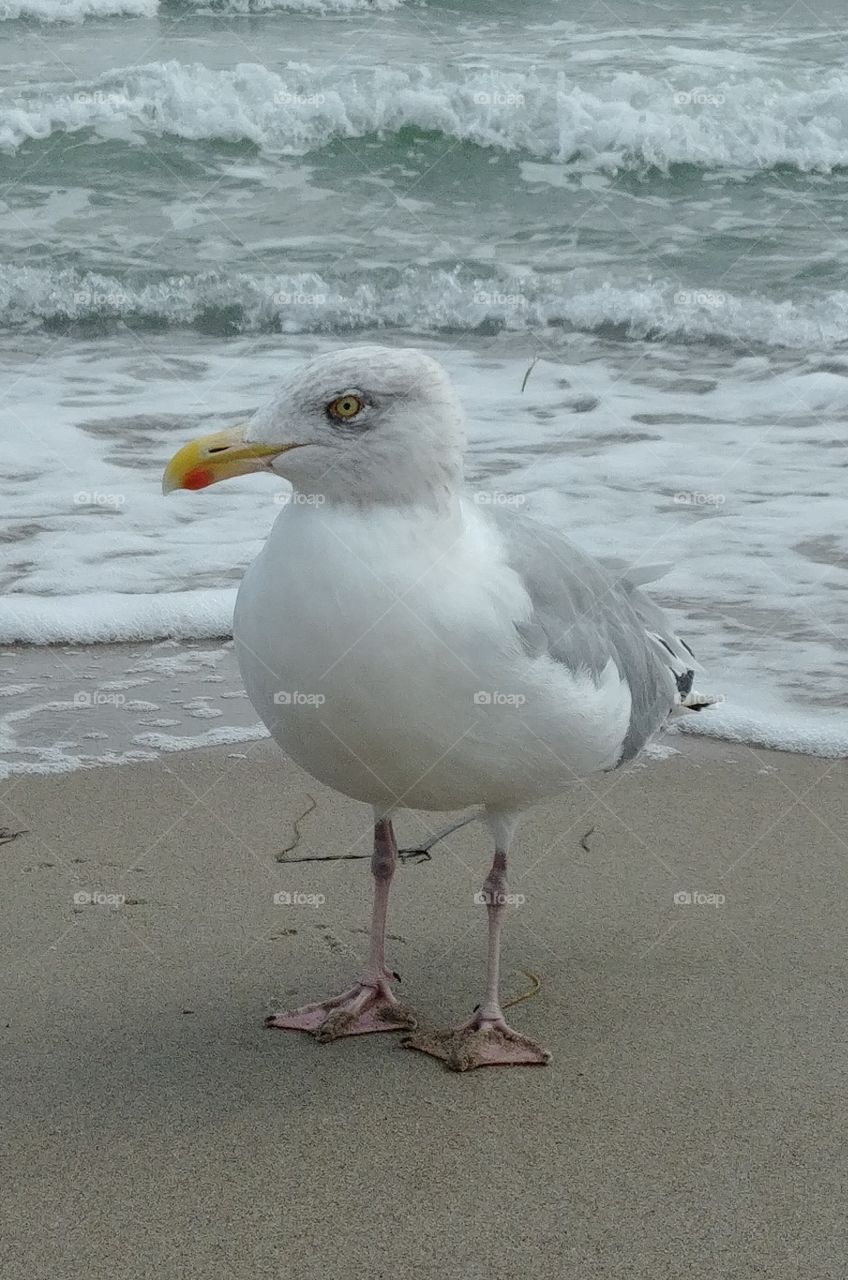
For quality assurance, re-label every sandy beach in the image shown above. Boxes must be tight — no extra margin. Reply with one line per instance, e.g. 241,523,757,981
4,0,848,1273
2,733,845,1278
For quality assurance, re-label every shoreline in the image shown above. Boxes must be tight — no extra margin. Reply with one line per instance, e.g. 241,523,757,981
2,736,846,1276
2,638,847,785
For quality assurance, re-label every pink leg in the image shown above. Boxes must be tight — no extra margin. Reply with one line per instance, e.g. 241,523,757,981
266,817,416,1041
405,848,550,1071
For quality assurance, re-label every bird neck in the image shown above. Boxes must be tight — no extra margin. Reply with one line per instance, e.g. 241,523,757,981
283,486,466,545
290,460,464,518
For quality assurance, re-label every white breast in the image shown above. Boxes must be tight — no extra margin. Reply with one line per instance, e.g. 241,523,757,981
234,500,631,812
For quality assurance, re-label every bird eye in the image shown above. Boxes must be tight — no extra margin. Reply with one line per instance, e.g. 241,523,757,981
327,393,364,421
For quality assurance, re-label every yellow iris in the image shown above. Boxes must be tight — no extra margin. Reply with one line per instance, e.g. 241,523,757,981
327,394,364,420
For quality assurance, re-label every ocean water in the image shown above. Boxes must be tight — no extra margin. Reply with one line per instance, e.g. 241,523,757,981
1,0,847,776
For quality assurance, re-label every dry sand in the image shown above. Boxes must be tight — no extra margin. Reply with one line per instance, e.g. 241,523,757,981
1,736,846,1278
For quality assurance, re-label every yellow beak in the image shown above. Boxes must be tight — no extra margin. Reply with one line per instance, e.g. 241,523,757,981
162,425,301,494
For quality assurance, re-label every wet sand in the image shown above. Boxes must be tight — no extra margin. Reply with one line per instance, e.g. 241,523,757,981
1,736,846,1278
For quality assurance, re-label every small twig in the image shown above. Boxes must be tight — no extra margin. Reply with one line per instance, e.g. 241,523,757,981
280,812,477,865
520,356,540,393
0,828,27,847
580,825,596,853
398,813,477,862
399,848,432,865
281,848,434,866
281,852,370,864
502,970,542,1011
277,796,318,860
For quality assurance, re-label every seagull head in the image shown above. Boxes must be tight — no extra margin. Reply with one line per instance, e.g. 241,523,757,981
163,345,466,509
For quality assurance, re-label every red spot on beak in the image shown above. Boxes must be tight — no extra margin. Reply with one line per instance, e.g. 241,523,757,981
183,467,215,490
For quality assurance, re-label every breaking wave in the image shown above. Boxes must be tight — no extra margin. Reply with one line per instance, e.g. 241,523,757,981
3,263,848,348
3,61,848,172
1,0,401,19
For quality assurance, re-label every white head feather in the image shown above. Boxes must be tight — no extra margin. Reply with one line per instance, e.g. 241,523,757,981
246,345,467,509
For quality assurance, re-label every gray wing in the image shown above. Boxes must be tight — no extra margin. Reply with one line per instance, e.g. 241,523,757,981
488,505,707,765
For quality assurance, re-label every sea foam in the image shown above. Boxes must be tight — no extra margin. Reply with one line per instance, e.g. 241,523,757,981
3,61,848,172
0,590,237,645
0,0,397,18
0,0,156,19
4,263,848,349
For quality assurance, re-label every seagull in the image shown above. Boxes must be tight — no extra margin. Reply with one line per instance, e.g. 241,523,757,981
163,346,712,1071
